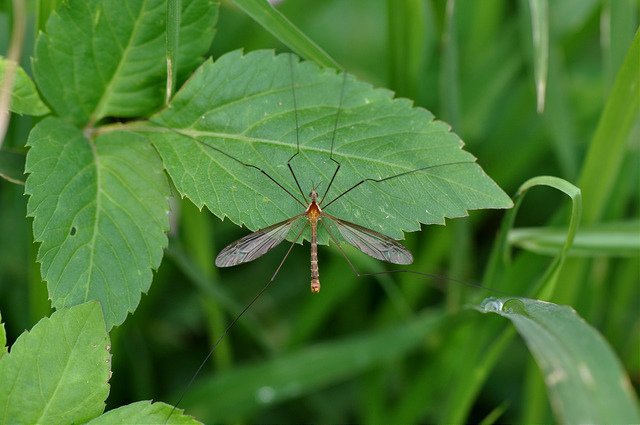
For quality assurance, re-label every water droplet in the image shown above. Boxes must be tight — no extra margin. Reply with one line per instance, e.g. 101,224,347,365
256,386,276,404
479,297,503,312
545,368,567,386
501,299,527,314
578,363,595,387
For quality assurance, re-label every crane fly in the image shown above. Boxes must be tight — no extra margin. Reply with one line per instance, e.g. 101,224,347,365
214,187,413,293
165,53,481,422
210,55,422,293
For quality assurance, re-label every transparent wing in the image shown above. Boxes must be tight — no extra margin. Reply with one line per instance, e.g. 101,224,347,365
323,213,413,265
215,215,304,267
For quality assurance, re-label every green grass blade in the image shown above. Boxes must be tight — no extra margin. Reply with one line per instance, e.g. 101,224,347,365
230,0,339,69
503,176,582,299
509,221,640,257
578,29,639,224
528,0,549,113
165,0,181,104
603,0,639,90
440,0,461,127
0,311,5,360
0,149,25,185
178,309,448,423
386,0,426,98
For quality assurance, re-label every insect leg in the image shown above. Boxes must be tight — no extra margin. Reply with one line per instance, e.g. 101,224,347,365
286,54,308,201
322,160,477,210
320,71,348,205
167,221,308,422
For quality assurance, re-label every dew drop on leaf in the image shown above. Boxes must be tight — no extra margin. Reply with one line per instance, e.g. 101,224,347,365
256,386,276,404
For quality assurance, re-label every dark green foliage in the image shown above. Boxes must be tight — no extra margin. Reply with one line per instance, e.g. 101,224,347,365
0,0,637,424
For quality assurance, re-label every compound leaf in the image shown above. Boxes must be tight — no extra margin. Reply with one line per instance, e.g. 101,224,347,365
33,0,217,126
0,302,110,424
150,50,512,241
25,117,170,329
86,400,201,425
0,57,49,116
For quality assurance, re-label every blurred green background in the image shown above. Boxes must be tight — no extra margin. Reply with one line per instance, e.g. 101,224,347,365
0,0,638,423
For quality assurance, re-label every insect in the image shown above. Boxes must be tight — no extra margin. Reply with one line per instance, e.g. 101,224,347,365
214,186,413,293
164,53,484,422
210,55,425,293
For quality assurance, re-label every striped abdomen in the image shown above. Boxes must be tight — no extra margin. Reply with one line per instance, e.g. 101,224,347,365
310,219,320,293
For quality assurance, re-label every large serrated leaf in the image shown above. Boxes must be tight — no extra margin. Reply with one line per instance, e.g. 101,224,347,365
32,0,217,126
86,400,201,425
150,50,512,241
0,57,50,116
25,118,170,329
479,297,640,424
0,302,110,424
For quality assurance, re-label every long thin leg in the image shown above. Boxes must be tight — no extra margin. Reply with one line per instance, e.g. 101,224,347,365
169,126,307,208
286,54,307,201
166,221,308,423
322,160,476,211
320,71,348,205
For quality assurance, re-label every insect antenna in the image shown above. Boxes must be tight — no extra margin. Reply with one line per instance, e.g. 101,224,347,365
166,220,308,423
286,54,309,201
319,70,348,205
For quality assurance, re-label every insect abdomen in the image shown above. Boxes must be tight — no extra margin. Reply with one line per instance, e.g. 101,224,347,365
310,220,320,293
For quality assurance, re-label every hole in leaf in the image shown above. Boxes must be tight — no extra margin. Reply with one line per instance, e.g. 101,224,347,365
70,226,77,236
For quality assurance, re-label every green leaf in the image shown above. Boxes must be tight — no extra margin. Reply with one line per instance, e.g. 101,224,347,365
0,302,110,425
24,118,170,329
509,221,640,257
149,50,512,242
0,57,49,116
479,297,640,424
0,149,26,185
178,308,448,423
86,400,201,425
33,0,217,126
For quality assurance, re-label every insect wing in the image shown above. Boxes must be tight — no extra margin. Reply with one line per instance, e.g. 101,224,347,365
215,215,304,267
323,213,413,265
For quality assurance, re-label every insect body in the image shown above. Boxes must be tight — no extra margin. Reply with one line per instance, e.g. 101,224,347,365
215,188,413,293
306,190,322,293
